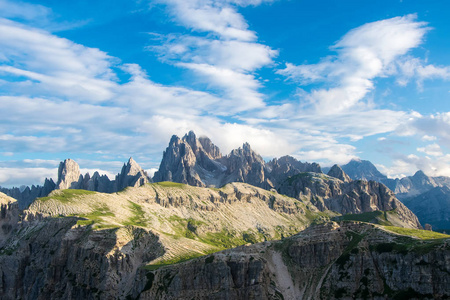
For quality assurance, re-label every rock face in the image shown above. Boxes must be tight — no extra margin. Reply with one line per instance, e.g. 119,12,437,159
115,157,152,191
2,157,152,208
219,142,272,189
138,222,450,299
266,155,322,186
403,186,450,230
153,132,223,187
0,218,164,300
56,159,82,189
154,131,321,189
338,159,450,229
0,178,55,210
341,158,388,182
0,193,19,248
277,172,422,229
327,164,351,183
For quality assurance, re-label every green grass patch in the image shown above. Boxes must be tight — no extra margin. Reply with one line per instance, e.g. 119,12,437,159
39,189,96,203
335,231,365,268
200,229,246,250
166,216,206,239
335,210,393,226
383,226,450,239
143,252,205,270
76,204,115,228
122,201,147,227
155,181,186,188
76,219,94,226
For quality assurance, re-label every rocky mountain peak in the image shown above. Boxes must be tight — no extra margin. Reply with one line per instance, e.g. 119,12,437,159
327,164,351,183
198,136,222,159
412,170,431,182
56,159,82,190
115,157,151,191
341,158,387,182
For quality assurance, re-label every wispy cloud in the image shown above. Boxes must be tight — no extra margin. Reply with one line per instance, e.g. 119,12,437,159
0,18,117,102
278,14,431,114
148,0,277,112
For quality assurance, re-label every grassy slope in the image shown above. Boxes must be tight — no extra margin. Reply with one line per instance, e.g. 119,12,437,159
29,183,448,269
28,182,324,267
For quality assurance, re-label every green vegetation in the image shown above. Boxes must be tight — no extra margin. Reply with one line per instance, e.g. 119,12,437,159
39,189,96,203
200,229,247,249
335,210,393,226
154,181,186,188
122,201,147,227
166,215,206,239
383,226,450,239
335,231,365,268
144,252,206,270
75,204,115,228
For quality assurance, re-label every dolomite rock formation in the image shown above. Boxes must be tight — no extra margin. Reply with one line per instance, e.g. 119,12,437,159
0,193,19,248
154,131,320,190
277,172,422,229
54,157,151,193
56,159,82,190
0,178,55,209
327,164,351,183
219,142,271,189
136,222,450,299
115,157,152,191
266,155,322,186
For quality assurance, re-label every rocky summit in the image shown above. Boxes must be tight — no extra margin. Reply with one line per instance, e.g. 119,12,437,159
154,131,324,189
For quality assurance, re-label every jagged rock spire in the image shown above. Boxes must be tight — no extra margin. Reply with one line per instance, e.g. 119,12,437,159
56,159,82,190
328,164,351,183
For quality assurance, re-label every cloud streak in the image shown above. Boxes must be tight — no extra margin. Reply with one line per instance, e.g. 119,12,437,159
278,14,431,114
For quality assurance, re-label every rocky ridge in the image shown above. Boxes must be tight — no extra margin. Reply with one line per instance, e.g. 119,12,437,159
340,159,450,230
403,186,450,231
154,131,324,190
277,172,421,229
138,221,450,300
0,182,325,299
1,157,152,209
1,184,448,300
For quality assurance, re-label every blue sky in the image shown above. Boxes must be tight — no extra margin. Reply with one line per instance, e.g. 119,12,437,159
0,0,449,187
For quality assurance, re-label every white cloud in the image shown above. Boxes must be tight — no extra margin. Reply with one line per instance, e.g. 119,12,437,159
422,135,437,141
148,0,277,114
417,143,443,157
153,0,265,41
0,0,50,21
278,14,431,114
396,56,450,88
380,153,450,179
0,18,117,102
177,63,265,111
0,167,57,188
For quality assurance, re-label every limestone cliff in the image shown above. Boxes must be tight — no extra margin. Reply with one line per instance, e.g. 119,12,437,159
137,222,450,299
327,164,351,183
114,157,152,191
0,193,19,248
0,183,448,299
277,172,422,229
56,159,83,190
153,132,320,190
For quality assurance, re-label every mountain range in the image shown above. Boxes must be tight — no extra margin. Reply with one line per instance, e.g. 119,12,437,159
340,159,450,230
0,131,424,229
0,131,449,299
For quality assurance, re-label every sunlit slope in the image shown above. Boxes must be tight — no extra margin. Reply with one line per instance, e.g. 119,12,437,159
27,182,327,265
